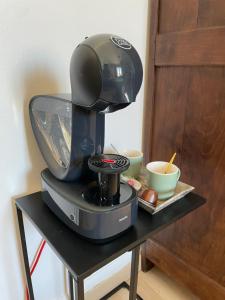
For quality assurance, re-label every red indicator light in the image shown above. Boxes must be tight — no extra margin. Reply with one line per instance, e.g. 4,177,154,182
102,159,116,164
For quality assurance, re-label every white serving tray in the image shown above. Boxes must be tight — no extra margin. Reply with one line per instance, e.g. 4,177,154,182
138,181,195,215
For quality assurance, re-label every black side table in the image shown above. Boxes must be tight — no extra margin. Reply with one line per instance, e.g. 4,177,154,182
15,191,205,300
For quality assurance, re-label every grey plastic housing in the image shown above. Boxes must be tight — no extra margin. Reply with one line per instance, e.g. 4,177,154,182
41,169,138,241
29,94,104,181
70,34,143,112
29,34,143,181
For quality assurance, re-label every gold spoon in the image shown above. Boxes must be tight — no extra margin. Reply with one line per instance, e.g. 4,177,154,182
164,152,176,174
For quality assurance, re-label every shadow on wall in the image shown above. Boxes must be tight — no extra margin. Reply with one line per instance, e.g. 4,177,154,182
23,69,60,192
12,69,66,300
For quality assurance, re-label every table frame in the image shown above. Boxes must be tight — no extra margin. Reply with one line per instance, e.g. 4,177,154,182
16,206,143,300
15,191,205,299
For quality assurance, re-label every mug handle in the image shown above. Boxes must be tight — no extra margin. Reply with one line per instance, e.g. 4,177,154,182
177,168,181,182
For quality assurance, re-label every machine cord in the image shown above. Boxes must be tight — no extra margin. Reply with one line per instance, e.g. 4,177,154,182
25,239,46,300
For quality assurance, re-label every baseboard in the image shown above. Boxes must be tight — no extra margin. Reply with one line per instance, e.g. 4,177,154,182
144,240,225,300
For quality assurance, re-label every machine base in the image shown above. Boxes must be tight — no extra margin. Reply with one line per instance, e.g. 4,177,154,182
41,169,138,242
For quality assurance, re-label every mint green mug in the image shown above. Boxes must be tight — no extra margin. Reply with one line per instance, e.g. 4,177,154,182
146,161,181,200
122,150,143,179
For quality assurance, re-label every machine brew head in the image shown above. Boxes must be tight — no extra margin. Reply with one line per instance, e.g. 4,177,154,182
85,154,130,206
70,34,143,113
29,34,143,182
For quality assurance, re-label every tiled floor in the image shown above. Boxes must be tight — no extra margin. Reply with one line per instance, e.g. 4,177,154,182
109,267,199,300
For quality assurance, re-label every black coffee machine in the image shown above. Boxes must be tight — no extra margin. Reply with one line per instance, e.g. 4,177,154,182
29,34,143,242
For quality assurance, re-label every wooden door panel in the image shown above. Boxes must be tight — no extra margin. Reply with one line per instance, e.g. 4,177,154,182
151,67,191,166
143,0,225,297
156,27,225,66
159,0,198,33
180,67,225,285
198,0,225,27
151,67,225,286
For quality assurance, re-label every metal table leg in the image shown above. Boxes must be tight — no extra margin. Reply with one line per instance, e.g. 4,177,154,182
74,277,84,300
129,245,140,300
99,244,142,300
16,205,139,300
16,207,34,300
68,271,75,300
68,271,84,300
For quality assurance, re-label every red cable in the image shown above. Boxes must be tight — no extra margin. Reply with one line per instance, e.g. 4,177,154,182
30,240,46,275
25,239,46,300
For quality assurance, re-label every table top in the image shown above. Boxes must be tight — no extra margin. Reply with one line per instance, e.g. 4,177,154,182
16,192,205,280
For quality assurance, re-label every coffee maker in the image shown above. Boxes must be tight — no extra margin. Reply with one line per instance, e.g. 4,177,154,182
29,34,143,242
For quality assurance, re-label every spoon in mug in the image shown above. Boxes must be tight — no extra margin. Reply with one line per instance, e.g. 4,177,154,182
111,143,119,154
164,152,176,174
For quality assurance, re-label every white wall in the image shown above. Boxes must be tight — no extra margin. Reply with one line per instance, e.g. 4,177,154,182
0,0,148,299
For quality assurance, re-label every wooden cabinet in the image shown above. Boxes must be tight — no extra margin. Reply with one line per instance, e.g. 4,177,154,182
142,1,225,299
